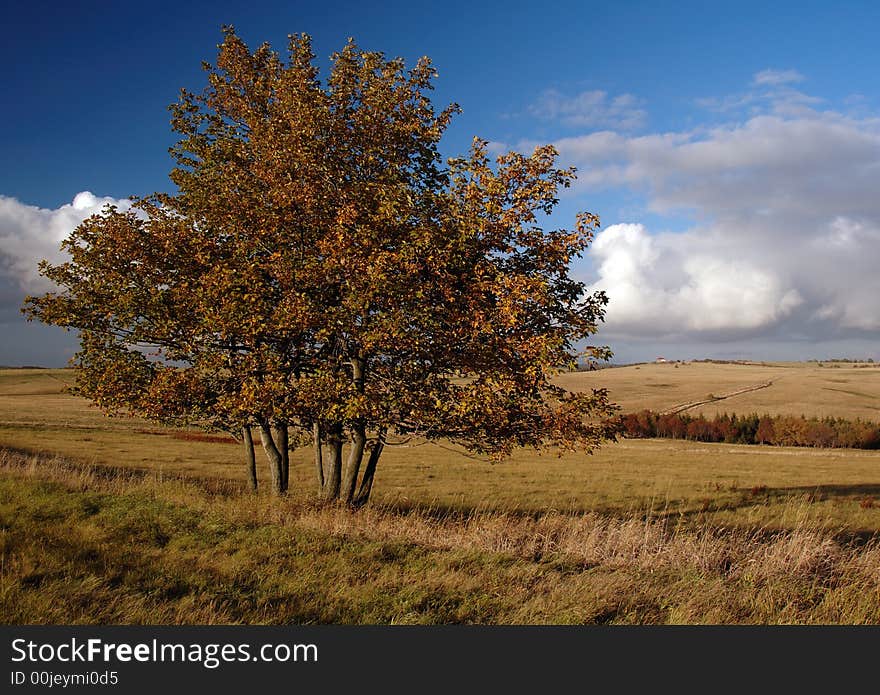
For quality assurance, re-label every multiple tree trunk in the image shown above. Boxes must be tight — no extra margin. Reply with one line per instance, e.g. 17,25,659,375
239,421,290,495
240,417,385,506
310,424,387,507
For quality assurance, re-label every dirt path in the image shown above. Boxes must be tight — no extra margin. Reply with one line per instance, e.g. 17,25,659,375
660,380,774,415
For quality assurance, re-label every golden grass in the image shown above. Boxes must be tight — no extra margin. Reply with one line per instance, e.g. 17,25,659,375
3,368,880,531
3,448,880,624
7,365,880,623
561,360,880,420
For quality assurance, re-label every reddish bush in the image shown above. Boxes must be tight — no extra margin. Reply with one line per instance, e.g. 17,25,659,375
619,409,880,450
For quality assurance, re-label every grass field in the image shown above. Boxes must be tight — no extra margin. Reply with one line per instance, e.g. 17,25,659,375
561,360,880,420
2,366,880,527
5,449,880,624
3,364,880,623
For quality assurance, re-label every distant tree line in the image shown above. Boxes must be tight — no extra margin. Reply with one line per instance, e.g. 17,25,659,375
809,358,876,363
620,410,880,449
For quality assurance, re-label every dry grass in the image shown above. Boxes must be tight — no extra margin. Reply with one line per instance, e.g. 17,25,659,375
561,360,880,420
3,369,880,531
3,448,880,624
5,366,880,623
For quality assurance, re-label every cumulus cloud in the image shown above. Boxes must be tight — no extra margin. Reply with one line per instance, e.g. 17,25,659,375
529,89,646,130
547,76,880,346
587,215,880,342
0,191,132,294
0,192,136,366
560,112,880,217
587,223,806,339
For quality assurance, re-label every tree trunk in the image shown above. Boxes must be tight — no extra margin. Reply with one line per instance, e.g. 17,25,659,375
258,420,286,495
313,422,325,494
274,422,289,491
353,429,385,508
242,424,257,492
340,355,367,504
341,424,367,504
323,422,343,500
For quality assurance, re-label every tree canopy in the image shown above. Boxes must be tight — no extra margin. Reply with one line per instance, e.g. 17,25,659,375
24,27,619,502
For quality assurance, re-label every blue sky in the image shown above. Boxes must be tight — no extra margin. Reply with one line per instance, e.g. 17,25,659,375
2,0,880,365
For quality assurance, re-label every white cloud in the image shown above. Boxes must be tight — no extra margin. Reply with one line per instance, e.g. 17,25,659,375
529,89,646,130
0,191,132,294
549,77,880,344
0,192,139,366
587,223,805,339
697,69,821,118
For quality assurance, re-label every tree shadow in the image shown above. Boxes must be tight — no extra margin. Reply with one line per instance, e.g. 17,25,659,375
660,482,880,546
772,483,880,500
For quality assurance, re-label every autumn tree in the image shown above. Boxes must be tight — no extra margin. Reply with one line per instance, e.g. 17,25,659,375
24,27,618,502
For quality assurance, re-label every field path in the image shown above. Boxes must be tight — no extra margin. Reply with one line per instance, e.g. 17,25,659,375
660,380,774,415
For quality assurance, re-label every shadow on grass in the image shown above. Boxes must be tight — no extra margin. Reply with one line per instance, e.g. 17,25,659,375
6,443,880,548
658,482,880,546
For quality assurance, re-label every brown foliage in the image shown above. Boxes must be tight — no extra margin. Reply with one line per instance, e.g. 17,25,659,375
620,409,880,450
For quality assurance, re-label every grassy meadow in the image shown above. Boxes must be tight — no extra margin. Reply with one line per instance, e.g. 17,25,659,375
3,362,880,623
560,359,880,420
